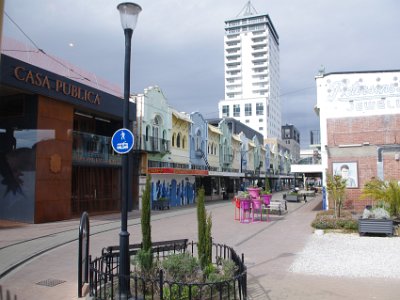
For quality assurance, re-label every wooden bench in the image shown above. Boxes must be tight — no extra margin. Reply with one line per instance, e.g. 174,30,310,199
267,200,287,215
152,199,170,210
102,238,189,257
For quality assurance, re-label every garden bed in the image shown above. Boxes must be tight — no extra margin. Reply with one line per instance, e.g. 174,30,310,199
89,240,247,300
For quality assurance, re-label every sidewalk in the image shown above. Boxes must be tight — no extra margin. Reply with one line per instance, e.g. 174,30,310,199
1,192,399,299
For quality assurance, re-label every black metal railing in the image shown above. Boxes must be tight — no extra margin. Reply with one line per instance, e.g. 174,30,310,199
0,286,17,300
89,240,247,300
148,160,191,170
139,135,170,153
78,212,90,298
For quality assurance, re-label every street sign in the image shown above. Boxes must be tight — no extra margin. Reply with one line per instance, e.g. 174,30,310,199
111,128,134,154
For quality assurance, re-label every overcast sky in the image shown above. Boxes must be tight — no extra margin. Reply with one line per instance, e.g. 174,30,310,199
3,0,400,147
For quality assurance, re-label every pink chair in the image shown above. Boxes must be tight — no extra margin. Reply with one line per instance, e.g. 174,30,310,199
240,199,252,223
233,197,241,220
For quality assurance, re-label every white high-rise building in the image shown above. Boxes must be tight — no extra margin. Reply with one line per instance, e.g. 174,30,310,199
218,2,281,141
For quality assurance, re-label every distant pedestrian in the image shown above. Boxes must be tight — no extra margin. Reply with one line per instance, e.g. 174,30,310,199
303,194,307,202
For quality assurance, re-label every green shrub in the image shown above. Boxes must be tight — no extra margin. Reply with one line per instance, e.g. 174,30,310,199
163,284,200,300
162,253,200,282
141,175,152,270
311,210,358,231
132,248,153,272
197,187,212,269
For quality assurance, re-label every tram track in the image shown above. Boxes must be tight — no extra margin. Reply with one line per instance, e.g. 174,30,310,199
0,201,229,280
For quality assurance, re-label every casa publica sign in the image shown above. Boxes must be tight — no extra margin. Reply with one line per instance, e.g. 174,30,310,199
13,66,101,105
1,54,130,119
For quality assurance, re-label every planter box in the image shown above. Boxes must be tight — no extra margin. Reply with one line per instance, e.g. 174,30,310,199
358,218,394,236
285,194,300,202
152,199,170,210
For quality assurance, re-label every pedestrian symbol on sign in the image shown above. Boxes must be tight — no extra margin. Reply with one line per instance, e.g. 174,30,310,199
111,128,134,154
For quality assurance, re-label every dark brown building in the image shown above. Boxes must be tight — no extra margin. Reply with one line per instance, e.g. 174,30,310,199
0,53,134,223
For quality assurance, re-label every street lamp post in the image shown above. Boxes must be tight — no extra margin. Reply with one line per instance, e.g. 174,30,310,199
117,2,141,299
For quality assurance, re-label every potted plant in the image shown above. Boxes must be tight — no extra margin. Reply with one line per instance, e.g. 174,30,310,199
236,191,249,200
358,178,400,236
358,205,393,236
361,178,400,218
246,186,261,198
260,179,272,204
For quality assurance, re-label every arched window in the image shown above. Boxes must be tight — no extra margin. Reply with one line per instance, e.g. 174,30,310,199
153,116,160,141
182,136,186,149
172,133,176,147
177,133,181,148
208,143,210,154
195,130,201,151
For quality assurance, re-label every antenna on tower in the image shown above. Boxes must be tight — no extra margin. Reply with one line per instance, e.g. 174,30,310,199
237,1,258,17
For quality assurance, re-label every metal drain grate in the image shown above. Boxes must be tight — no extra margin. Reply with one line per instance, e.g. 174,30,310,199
36,279,66,287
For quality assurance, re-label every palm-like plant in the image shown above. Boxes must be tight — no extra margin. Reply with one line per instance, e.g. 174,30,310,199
326,173,347,218
262,179,271,194
361,178,400,218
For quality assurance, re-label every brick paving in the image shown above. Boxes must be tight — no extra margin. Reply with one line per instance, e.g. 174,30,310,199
1,192,399,299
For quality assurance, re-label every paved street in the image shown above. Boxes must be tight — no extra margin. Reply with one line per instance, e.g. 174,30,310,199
1,192,400,299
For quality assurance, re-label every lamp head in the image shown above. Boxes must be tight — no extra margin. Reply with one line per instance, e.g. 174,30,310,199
117,2,142,31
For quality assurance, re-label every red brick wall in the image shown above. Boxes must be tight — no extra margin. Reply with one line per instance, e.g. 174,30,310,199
327,115,400,146
326,114,400,211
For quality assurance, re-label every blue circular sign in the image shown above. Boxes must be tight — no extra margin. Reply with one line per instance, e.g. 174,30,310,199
111,128,134,154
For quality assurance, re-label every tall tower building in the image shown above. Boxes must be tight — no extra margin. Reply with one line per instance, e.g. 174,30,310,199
218,2,281,141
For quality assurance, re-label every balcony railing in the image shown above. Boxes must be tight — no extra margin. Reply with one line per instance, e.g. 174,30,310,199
148,160,190,170
72,131,121,166
138,135,170,153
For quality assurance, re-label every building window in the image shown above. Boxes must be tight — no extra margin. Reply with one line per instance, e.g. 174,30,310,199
172,133,176,147
284,128,291,138
259,118,263,122
195,130,201,151
145,125,150,141
245,104,252,116
256,103,264,115
233,104,240,117
177,133,181,148
245,119,250,123
259,127,263,131
222,105,229,117
182,136,186,149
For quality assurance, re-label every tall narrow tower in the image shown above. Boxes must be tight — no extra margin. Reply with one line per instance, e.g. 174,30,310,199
218,1,280,141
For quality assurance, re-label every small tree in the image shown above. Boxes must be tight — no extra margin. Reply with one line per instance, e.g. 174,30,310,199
197,187,212,269
140,174,152,270
361,178,400,218
326,173,347,218
264,179,271,194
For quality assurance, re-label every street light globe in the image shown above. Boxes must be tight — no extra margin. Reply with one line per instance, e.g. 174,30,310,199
117,2,142,31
